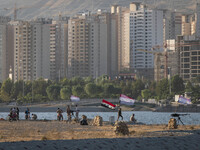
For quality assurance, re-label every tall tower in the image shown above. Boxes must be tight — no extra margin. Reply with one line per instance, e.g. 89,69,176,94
129,3,164,79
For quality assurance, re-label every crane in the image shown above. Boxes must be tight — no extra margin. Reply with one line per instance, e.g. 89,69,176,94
136,42,193,81
136,47,168,81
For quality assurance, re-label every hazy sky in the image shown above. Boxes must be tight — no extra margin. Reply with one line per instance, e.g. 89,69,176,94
0,0,197,20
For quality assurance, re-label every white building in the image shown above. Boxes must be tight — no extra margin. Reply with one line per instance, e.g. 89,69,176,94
129,3,164,79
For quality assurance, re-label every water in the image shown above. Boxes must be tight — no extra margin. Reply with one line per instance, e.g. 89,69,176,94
0,111,199,125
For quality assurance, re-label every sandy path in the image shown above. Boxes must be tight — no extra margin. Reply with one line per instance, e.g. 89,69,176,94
0,121,199,149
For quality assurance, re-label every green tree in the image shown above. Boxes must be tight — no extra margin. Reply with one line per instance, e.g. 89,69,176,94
46,84,61,100
156,78,169,100
131,79,145,99
171,75,184,94
72,85,85,98
71,76,85,86
0,79,13,101
59,78,70,86
121,83,132,97
60,86,72,100
85,83,98,97
185,81,193,93
11,80,23,100
84,76,94,84
191,85,200,103
141,89,151,101
33,78,49,96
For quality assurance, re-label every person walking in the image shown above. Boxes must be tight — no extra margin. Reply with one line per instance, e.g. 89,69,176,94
117,107,123,121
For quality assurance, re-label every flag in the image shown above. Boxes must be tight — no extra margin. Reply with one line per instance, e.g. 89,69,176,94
70,95,80,102
178,96,192,104
119,94,135,105
101,99,116,110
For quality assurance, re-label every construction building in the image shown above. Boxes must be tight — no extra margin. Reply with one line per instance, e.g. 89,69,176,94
177,35,200,80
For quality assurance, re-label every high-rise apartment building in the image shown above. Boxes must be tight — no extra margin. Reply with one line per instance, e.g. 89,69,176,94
177,35,200,80
129,3,163,79
0,16,12,82
163,11,175,41
11,20,53,82
30,21,51,80
67,10,118,79
195,3,200,38
68,16,90,78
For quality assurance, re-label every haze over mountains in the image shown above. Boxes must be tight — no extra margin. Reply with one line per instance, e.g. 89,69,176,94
0,0,197,20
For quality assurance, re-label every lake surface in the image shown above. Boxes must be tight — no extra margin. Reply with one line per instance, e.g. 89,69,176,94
0,111,199,125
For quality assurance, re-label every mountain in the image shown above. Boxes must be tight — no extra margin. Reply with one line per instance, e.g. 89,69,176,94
0,0,197,20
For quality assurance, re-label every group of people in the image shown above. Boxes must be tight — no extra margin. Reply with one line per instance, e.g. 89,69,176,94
8,105,136,123
9,107,19,121
117,107,137,123
24,108,37,120
57,105,79,121
8,107,37,121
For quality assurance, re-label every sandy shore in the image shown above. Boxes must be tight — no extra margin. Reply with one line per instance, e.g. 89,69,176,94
0,120,199,149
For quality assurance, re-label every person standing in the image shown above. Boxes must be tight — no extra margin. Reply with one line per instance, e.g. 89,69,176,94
25,108,30,120
16,107,19,120
66,105,71,121
56,108,63,121
117,107,123,121
75,105,79,121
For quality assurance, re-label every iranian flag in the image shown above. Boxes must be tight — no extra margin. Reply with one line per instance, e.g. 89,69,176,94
119,94,135,105
101,99,116,110
70,95,80,102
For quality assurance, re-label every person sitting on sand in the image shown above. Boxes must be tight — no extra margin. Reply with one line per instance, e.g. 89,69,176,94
32,114,37,120
130,113,137,123
117,107,123,121
56,108,63,121
80,115,88,125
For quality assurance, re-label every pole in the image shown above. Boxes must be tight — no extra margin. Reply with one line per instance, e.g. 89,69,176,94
168,67,171,94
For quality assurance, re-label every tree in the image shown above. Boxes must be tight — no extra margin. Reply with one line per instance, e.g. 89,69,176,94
72,85,85,98
131,79,145,99
11,80,23,100
156,78,169,100
171,75,185,94
0,79,13,102
46,84,61,101
85,83,98,97
185,81,193,93
141,89,151,101
71,76,85,86
60,86,72,100
33,78,49,96
59,78,70,86
84,76,94,84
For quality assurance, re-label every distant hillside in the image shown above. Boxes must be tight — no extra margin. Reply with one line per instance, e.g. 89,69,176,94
0,0,197,20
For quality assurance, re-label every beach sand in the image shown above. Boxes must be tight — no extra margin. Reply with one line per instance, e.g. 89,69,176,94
0,120,200,150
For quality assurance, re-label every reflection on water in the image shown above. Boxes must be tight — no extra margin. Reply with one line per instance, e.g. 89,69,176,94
0,111,199,125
